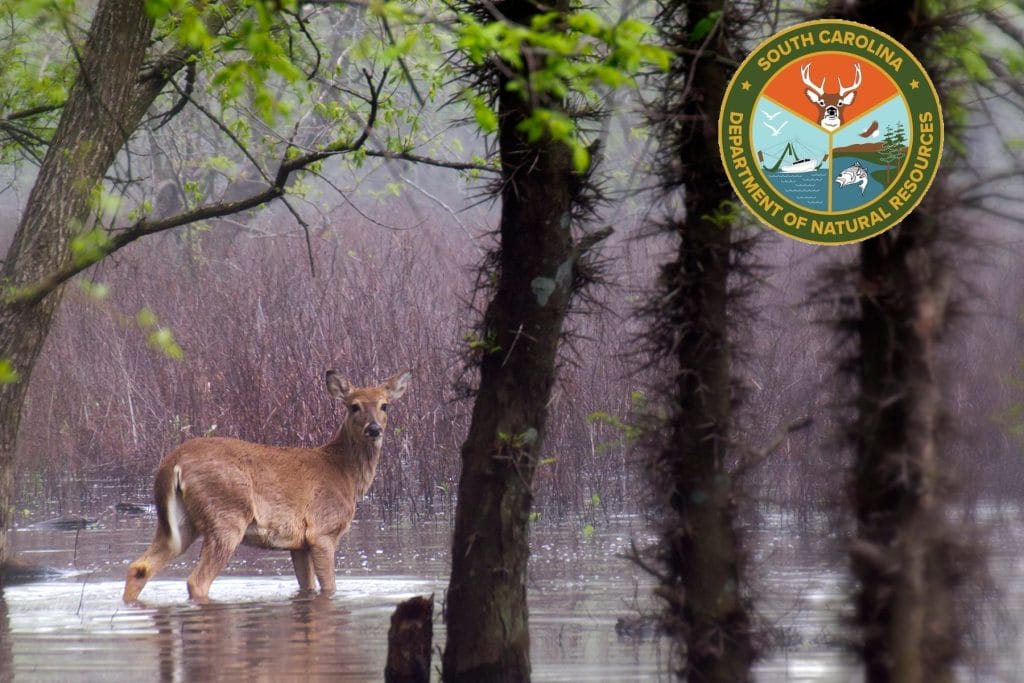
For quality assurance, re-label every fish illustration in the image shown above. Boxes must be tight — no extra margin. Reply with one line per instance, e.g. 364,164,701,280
835,162,869,194
859,120,880,138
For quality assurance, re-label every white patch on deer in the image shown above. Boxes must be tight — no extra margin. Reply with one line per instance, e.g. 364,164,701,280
167,465,186,555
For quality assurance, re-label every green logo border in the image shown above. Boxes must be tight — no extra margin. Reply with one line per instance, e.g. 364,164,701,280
718,19,943,245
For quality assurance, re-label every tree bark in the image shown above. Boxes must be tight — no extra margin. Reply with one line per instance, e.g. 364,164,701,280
0,0,157,563
385,595,433,683
823,1,961,679
642,1,756,680
441,4,581,680
851,212,957,683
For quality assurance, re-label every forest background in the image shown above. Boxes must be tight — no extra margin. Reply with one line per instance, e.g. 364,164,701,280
0,0,1023,680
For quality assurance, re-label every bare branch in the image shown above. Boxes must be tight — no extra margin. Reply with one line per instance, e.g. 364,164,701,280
364,148,496,172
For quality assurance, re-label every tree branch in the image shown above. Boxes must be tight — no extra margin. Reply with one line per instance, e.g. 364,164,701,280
5,63,391,307
363,148,496,172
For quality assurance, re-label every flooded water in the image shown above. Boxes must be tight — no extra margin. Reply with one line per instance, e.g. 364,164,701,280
3,482,1022,681
3,487,665,682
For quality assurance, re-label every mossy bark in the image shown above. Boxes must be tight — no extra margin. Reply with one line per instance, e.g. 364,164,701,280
851,208,958,683
441,2,579,680
644,0,756,679
824,0,962,679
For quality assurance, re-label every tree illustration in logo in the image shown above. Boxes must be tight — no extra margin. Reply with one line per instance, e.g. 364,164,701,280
879,122,908,186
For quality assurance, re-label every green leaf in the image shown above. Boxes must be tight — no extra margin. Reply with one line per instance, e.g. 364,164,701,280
147,327,184,360
571,142,590,174
0,358,20,384
690,11,722,43
136,306,158,329
69,229,112,266
78,280,110,300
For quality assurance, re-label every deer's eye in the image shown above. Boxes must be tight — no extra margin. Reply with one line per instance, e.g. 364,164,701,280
350,404,360,413
381,404,388,413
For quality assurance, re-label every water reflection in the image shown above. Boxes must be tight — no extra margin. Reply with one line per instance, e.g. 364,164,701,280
0,591,11,683
2,577,428,681
3,510,666,681
9,482,1024,681
148,592,363,682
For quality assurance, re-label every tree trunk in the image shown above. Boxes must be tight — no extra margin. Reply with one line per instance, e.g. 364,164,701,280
824,1,961,679
0,0,156,563
385,595,434,683
640,0,756,680
441,5,581,680
851,212,957,683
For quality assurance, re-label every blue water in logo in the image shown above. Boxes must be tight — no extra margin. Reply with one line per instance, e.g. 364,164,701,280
831,156,890,212
763,168,828,211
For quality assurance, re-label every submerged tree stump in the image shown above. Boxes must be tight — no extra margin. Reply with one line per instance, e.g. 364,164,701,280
385,594,434,683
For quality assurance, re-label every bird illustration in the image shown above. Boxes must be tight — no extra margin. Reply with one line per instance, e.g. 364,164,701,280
859,120,880,138
763,110,783,121
764,120,788,136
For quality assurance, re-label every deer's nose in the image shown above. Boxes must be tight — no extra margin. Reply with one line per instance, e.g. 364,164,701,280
825,106,839,117
366,422,382,438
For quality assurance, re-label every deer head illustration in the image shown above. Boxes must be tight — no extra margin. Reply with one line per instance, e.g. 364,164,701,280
801,62,862,132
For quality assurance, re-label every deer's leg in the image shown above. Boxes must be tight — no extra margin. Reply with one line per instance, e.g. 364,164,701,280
123,526,195,603
187,526,244,602
309,538,338,595
290,549,316,592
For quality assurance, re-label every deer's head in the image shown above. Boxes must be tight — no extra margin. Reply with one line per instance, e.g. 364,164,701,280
802,62,862,131
327,370,412,442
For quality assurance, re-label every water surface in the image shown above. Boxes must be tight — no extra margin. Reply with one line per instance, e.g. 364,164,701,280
6,487,1021,681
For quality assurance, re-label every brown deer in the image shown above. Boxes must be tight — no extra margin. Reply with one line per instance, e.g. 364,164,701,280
122,370,411,603
801,62,862,131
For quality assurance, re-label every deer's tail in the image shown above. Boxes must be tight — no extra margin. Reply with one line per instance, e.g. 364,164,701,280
162,465,186,555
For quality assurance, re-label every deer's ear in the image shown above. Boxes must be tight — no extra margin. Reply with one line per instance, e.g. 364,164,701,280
326,371,354,399
383,370,412,401
839,91,856,106
805,89,822,104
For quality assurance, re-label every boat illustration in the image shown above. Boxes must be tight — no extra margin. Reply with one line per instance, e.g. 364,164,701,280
758,142,828,174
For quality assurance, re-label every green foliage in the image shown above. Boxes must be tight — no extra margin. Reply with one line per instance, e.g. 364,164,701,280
378,1,669,172
77,280,110,301
144,0,308,123
690,10,722,42
70,229,113,267
0,1,76,159
0,358,20,384
702,200,742,228
497,427,539,449
136,306,184,360
464,329,502,354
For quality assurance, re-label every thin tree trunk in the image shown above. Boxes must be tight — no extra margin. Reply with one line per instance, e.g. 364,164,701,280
642,1,756,680
0,0,156,563
441,3,584,680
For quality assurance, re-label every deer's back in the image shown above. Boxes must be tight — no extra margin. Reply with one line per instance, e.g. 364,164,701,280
156,437,358,547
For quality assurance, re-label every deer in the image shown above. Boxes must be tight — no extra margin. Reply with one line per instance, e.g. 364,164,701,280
122,369,412,604
801,62,862,131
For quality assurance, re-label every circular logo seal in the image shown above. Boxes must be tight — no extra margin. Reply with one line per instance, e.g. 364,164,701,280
718,20,943,244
